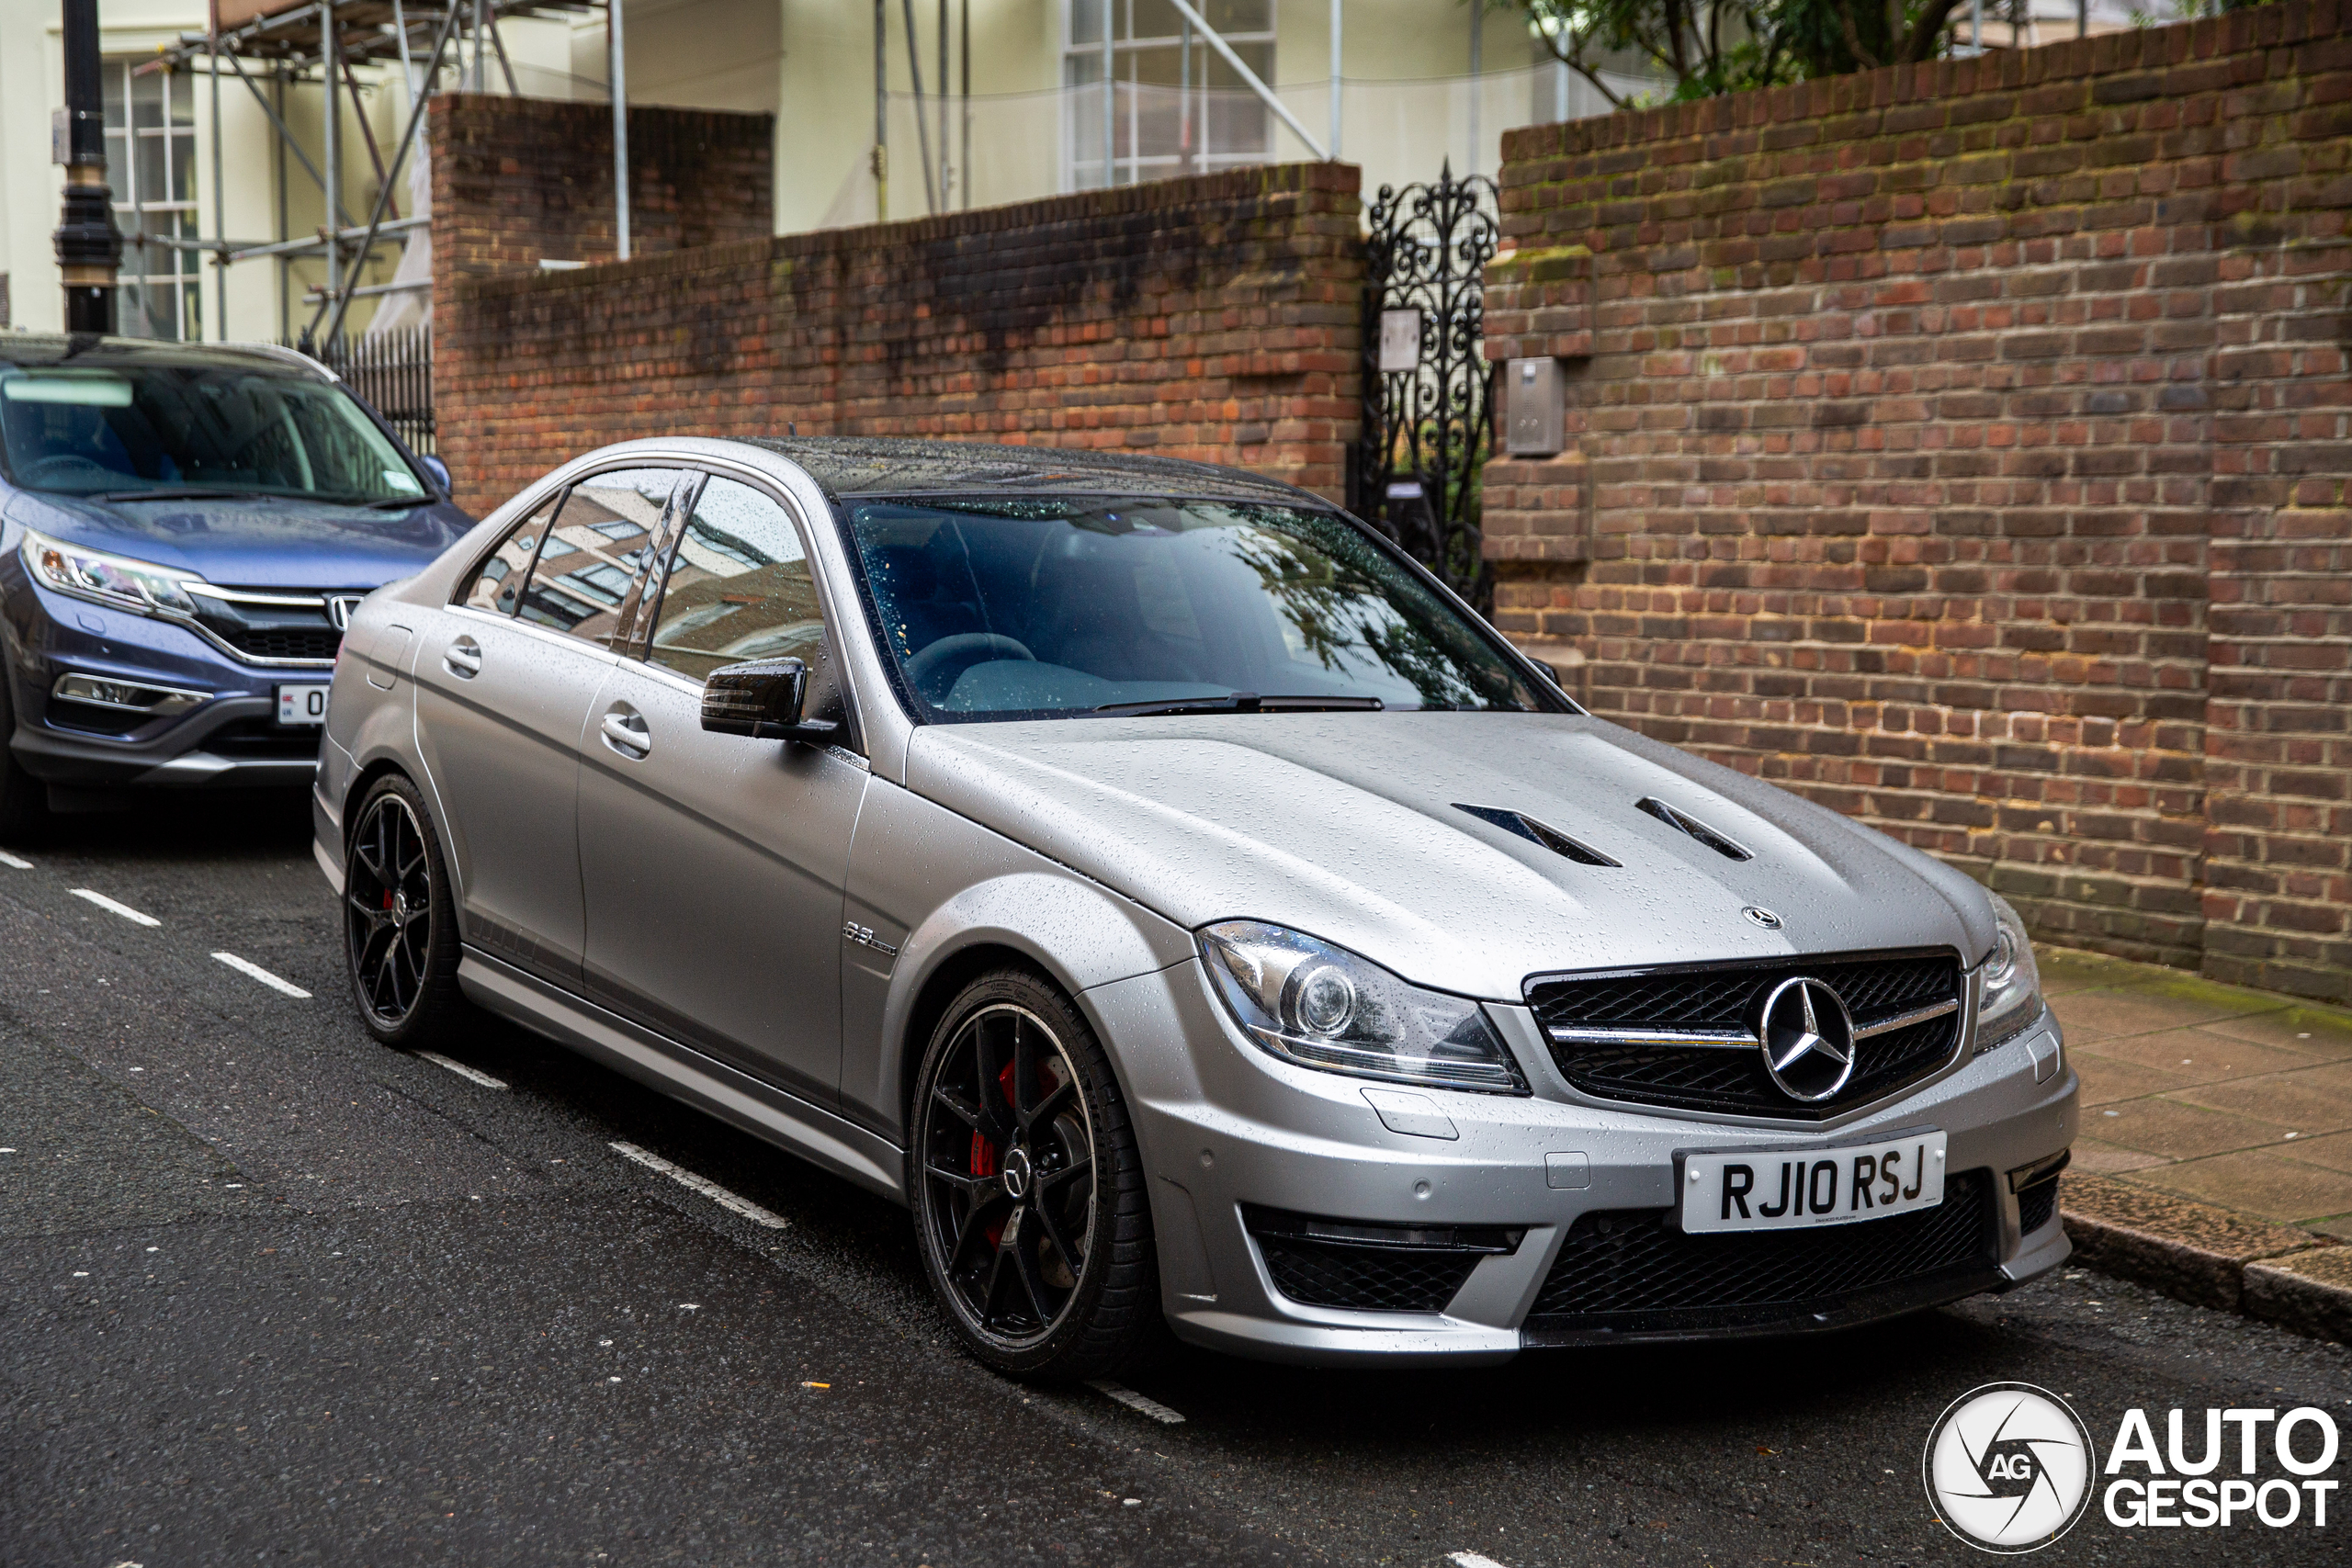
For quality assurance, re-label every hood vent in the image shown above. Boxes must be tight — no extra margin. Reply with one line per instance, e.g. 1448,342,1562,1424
1454,805,1621,867
1636,797,1753,862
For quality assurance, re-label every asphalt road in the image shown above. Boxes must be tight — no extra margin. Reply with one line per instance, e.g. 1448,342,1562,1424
3,795,2347,1567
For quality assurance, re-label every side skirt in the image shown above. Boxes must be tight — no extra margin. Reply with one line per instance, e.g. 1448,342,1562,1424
458,947,907,1203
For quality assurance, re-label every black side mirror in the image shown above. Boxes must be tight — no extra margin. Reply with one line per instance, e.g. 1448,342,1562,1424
1532,659,1561,687
702,657,840,744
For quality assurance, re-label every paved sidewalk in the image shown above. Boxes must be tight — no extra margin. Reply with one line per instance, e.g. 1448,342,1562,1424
2050,946,2352,1241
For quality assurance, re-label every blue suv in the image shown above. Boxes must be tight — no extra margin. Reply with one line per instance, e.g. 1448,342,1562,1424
0,335,474,835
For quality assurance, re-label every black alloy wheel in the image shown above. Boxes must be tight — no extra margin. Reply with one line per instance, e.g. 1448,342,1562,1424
344,774,463,1045
911,970,1156,1381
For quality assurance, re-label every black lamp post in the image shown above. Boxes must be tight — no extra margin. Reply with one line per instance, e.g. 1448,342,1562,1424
55,0,122,333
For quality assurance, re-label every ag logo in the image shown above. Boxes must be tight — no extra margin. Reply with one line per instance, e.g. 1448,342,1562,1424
1923,1382,2097,1553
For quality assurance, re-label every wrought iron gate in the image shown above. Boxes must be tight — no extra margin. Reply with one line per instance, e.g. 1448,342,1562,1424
1351,164,1499,615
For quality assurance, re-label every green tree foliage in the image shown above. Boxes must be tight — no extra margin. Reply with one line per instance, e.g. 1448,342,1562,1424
1510,0,1973,106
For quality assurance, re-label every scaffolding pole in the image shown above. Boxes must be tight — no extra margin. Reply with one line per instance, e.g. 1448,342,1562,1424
152,0,600,342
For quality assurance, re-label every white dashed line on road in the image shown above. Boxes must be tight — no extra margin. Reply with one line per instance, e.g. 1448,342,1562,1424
416,1052,507,1090
0,850,31,869
211,952,312,998
1086,1380,1187,1425
1449,1554,1512,1568
609,1141,787,1229
70,889,159,927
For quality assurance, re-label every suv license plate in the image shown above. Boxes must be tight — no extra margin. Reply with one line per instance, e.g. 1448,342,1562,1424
1679,1130,1948,1235
276,683,332,727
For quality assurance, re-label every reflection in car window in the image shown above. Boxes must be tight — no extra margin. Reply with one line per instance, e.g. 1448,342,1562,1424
846,497,1550,721
648,478,840,716
458,491,561,615
516,467,679,645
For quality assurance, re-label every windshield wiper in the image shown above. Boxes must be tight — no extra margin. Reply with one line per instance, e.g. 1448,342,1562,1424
91,487,277,503
1092,693,1385,718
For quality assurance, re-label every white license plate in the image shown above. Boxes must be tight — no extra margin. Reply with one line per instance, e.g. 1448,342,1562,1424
276,683,332,727
1679,1130,1948,1235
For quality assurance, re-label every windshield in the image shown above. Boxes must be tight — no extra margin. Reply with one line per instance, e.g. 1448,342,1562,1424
846,496,1554,721
0,361,426,505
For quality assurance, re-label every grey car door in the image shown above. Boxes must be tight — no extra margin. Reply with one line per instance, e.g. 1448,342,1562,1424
411,466,686,982
574,470,868,1105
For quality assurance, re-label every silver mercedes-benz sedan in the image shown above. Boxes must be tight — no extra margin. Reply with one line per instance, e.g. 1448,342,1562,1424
312,436,2077,1381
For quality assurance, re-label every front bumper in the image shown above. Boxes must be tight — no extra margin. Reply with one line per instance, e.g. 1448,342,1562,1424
4,576,324,793
1086,961,2077,1367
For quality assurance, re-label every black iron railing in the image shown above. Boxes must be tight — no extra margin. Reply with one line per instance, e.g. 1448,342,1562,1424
284,328,435,456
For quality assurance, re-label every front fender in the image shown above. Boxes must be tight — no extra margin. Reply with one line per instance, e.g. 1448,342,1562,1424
839,777,1193,1143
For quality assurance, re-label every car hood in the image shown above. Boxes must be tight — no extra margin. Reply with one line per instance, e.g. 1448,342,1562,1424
5,490,473,589
906,712,1998,1001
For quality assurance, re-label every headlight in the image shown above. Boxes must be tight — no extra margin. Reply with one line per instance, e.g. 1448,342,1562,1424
1973,892,2046,1055
20,528,202,618
1198,920,1528,1094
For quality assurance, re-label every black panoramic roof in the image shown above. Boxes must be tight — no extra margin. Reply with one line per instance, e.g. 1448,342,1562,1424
734,436,1328,507
0,333,328,378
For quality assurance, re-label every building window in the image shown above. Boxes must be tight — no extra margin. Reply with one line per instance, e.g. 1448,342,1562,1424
103,61,201,341
1064,0,1273,189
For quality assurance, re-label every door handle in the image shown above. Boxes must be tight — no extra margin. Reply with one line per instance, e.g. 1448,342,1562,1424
445,637,482,678
601,709,651,758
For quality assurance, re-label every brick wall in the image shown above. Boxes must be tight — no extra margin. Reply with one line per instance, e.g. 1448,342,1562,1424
1485,3,2352,1004
429,95,775,281
430,130,1363,513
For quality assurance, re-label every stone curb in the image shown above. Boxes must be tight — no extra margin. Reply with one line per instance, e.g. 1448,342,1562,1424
2061,1175,2351,1343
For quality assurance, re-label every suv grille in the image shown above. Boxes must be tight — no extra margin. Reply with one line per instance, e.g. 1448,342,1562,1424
189,590,344,665
1526,950,1963,1119
1522,1169,1997,1341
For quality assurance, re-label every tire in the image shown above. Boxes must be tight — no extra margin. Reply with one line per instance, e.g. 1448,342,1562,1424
910,968,1158,1382
0,655,50,844
343,773,466,1046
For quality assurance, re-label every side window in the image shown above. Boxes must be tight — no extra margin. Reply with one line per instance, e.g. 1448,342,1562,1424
457,491,561,615
516,466,682,646
647,476,842,717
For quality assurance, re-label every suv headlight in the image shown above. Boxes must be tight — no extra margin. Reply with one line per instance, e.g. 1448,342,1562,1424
20,528,202,618
1198,920,1528,1094
1973,892,2046,1055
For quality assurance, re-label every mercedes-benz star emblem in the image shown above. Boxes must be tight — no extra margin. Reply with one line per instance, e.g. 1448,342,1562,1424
1000,1145,1033,1201
1742,906,1782,930
1756,976,1857,1101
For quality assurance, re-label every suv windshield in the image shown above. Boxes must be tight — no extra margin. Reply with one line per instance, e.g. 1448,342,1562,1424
847,496,1554,721
0,360,426,505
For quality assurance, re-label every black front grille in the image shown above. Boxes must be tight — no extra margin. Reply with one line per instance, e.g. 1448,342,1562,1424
1524,1169,1997,1340
189,591,343,664
1527,951,1962,1118
1244,1207,1517,1314
2018,1176,2060,1235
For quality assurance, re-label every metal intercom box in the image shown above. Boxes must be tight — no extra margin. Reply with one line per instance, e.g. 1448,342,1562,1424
1503,356,1565,457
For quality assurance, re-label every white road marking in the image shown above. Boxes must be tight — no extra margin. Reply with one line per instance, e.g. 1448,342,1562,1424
609,1142,788,1229
415,1051,508,1089
1450,1554,1512,1568
0,850,31,868
211,952,312,998
1087,1380,1187,1425
71,889,159,927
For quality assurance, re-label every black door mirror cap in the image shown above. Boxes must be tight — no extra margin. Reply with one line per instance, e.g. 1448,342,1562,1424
701,656,836,743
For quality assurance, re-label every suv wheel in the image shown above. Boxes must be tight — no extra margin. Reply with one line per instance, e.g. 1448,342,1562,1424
344,773,465,1045
910,969,1158,1382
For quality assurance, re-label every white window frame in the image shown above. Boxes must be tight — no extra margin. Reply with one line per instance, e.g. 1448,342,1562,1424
1061,0,1276,191
103,59,202,341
